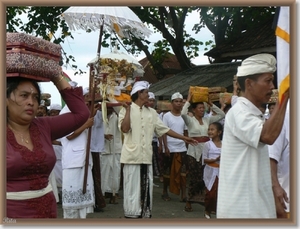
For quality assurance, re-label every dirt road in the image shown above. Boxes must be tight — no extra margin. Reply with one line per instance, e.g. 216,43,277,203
57,177,216,221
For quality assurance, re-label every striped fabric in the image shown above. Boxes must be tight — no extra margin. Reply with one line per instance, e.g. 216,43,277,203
275,6,290,104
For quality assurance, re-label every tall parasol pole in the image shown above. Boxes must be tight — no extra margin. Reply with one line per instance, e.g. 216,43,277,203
82,23,104,194
61,6,152,194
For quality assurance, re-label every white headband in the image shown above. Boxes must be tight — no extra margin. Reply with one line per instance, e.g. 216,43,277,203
50,104,62,111
148,92,155,99
130,81,150,96
171,92,183,101
236,53,276,77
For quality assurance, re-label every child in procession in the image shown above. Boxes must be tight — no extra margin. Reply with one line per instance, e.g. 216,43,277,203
202,122,223,219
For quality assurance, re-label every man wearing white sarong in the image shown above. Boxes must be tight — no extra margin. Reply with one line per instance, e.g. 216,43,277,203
217,54,289,218
118,81,198,218
60,94,95,218
101,107,122,204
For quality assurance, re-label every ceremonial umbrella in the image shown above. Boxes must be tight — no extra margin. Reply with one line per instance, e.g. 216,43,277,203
61,6,152,194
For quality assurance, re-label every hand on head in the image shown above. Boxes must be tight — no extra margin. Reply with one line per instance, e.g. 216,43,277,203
187,89,193,102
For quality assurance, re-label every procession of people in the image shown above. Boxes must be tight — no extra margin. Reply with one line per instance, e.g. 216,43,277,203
6,30,290,220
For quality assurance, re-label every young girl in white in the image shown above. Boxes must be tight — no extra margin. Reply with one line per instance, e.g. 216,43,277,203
202,122,223,219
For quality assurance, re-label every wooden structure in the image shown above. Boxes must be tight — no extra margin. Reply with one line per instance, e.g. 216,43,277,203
149,62,240,100
139,52,187,84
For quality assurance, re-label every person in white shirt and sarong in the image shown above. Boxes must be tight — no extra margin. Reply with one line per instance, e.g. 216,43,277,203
60,87,97,218
161,92,188,203
217,53,289,218
202,122,223,219
118,81,198,218
100,106,122,204
181,90,225,212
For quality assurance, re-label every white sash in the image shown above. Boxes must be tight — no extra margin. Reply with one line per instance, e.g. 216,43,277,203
7,183,52,200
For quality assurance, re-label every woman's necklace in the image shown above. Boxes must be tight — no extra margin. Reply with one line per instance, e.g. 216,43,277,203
8,125,30,144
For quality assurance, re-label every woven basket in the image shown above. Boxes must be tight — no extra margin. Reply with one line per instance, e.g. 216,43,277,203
190,86,209,103
6,50,61,81
6,33,61,82
208,87,227,102
208,87,227,93
220,92,233,104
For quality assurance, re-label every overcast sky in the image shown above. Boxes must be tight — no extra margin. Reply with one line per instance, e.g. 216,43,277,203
17,8,214,105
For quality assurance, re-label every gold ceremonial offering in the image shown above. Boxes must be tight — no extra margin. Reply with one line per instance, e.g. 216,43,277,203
190,86,209,103
208,87,227,102
219,92,233,104
190,86,227,103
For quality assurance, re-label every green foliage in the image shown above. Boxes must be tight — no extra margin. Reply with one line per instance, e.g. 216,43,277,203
193,6,276,46
6,7,28,31
6,6,276,78
6,6,78,72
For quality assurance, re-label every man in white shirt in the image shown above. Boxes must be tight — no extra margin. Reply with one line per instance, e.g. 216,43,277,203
161,92,188,202
217,53,289,218
118,81,197,218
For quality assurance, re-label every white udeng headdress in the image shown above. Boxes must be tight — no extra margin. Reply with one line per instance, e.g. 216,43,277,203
50,104,62,111
236,53,276,77
130,81,150,96
171,92,183,101
148,92,155,99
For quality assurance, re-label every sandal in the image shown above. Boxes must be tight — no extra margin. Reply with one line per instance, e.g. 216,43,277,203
184,206,193,212
161,194,171,201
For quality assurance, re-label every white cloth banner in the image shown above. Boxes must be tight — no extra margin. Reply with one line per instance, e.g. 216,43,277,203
276,6,290,103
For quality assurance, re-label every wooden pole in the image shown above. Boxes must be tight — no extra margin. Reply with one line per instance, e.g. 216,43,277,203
82,23,104,194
